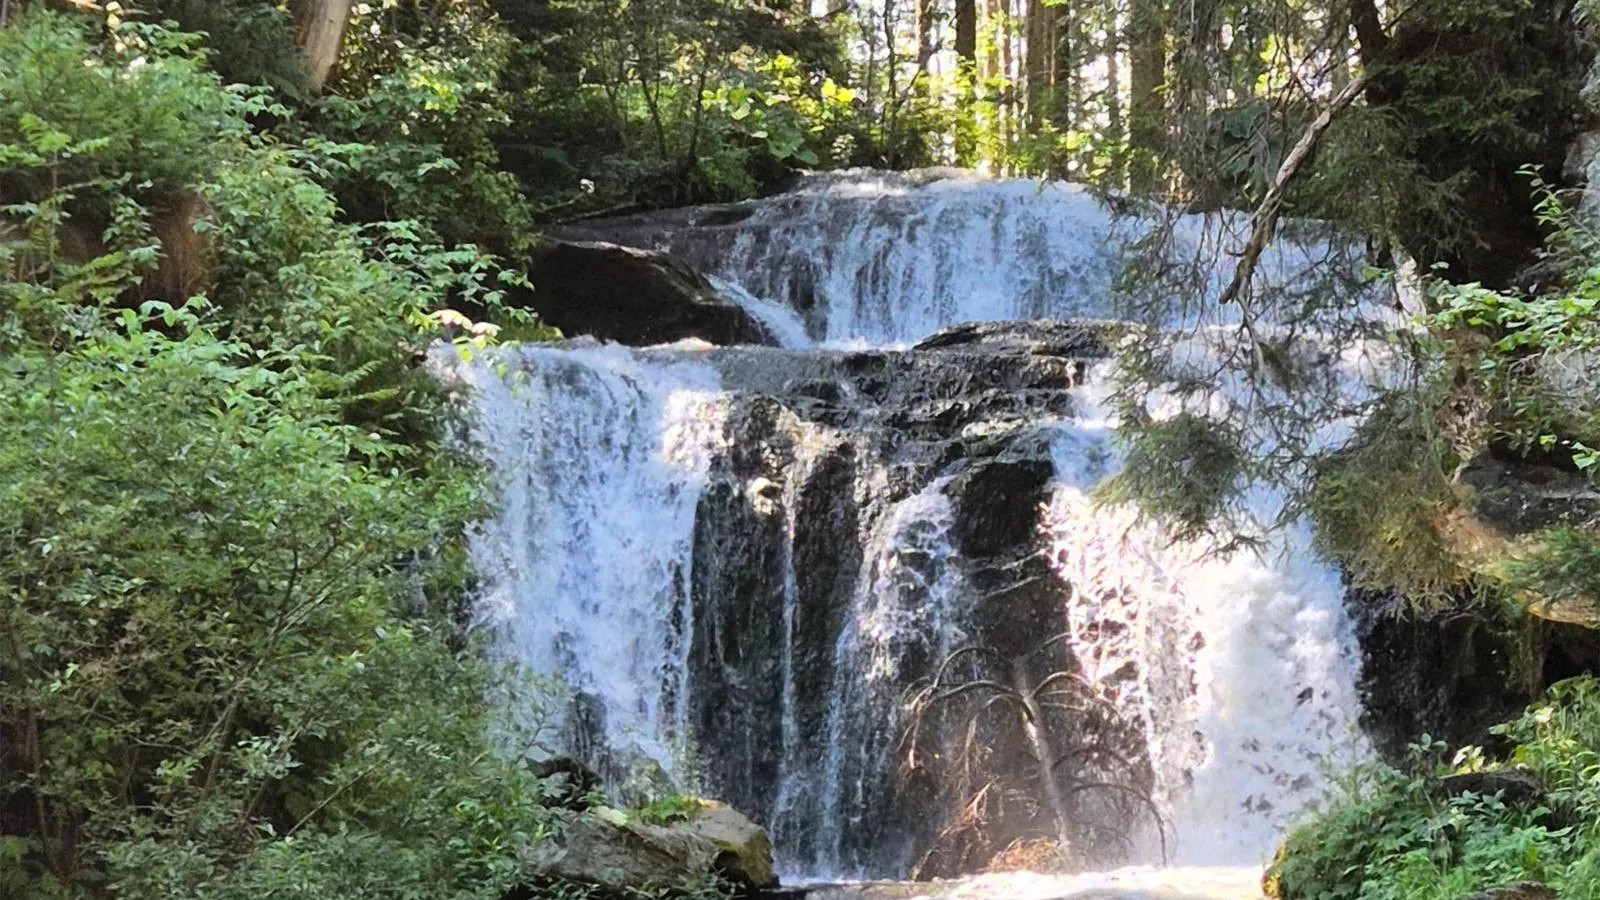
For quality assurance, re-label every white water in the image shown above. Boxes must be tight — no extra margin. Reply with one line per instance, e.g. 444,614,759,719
710,274,817,349
803,867,1264,900
460,170,1382,885
815,477,967,876
458,343,728,770
1041,366,1367,865
692,170,1373,346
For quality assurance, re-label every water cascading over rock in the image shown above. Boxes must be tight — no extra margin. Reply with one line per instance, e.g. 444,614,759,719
458,171,1378,880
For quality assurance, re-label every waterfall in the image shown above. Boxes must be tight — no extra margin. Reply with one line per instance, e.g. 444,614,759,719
461,170,1379,881
459,343,728,779
1041,369,1366,865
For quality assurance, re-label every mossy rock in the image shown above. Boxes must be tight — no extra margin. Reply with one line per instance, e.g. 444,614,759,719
521,801,777,893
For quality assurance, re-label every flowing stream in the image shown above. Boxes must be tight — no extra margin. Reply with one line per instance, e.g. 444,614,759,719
456,171,1380,894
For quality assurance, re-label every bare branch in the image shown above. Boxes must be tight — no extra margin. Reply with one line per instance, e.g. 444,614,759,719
1218,73,1372,310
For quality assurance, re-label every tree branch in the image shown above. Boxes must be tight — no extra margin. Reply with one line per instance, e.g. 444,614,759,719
1218,72,1371,310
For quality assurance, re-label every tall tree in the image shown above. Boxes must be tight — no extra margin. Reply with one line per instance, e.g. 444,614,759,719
1126,0,1165,193
294,0,354,90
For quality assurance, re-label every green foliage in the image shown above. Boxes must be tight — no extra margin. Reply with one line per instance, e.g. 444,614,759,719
138,0,314,102
1503,529,1600,618
0,11,558,898
1427,172,1600,467
0,10,254,201
304,0,534,250
1307,383,1469,606
1099,413,1245,542
496,0,854,213
629,795,705,827
1268,681,1600,900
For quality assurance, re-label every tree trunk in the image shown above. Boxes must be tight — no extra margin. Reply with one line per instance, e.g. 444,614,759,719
1105,14,1123,186
1013,663,1072,853
954,0,977,164
294,0,356,91
1024,0,1045,129
999,0,1014,165
955,0,976,61
1049,4,1076,138
918,0,939,61
1127,0,1165,194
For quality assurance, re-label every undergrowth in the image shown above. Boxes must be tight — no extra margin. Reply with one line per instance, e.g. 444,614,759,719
1269,678,1600,899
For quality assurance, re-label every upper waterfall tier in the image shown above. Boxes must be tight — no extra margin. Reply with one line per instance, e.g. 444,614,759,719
558,169,1380,346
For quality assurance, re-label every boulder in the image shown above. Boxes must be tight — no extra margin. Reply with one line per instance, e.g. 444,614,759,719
522,802,777,892
1465,883,1557,900
1457,451,1600,538
1432,769,1547,808
516,240,777,347
534,757,603,810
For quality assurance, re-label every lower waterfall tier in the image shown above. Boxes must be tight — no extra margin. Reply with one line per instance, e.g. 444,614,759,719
453,321,1367,879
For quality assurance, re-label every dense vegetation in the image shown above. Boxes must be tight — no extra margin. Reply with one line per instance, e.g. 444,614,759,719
1267,678,1600,900
0,7,555,898
3,0,1600,896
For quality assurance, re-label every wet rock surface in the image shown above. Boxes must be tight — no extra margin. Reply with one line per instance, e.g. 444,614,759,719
1457,450,1600,538
515,239,776,346
657,321,1154,875
523,803,777,892
1353,588,1600,762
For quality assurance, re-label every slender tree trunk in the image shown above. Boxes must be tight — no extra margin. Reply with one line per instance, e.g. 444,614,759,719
955,0,978,164
1024,0,1044,129
918,0,939,61
1349,0,1388,66
294,0,356,91
1049,4,1076,136
1127,0,1165,194
1105,12,1124,186
1013,664,1073,853
955,0,977,60
999,0,1014,167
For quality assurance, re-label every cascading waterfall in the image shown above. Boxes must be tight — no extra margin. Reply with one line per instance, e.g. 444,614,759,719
1041,369,1367,864
814,478,965,877
460,170,1383,884
460,344,727,777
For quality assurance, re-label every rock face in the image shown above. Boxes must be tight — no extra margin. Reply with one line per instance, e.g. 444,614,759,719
1354,585,1600,762
1457,451,1600,538
523,803,777,892
669,320,1152,875
1465,883,1558,900
516,240,776,346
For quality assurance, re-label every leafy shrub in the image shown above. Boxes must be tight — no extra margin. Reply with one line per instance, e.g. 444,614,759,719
0,11,556,899
0,10,253,201
1269,679,1600,900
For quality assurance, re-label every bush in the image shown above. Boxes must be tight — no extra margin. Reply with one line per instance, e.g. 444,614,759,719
0,11,554,898
1268,679,1600,900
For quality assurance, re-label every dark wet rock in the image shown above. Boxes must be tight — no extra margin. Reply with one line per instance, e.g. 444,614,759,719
1457,450,1600,537
948,459,1054,559
1464,883,1557,900
912,319,1121,359
1353,589,1600,764
1354,596,1540,760
534,757,603,810
516,240,776,346
1433,770,1546,808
